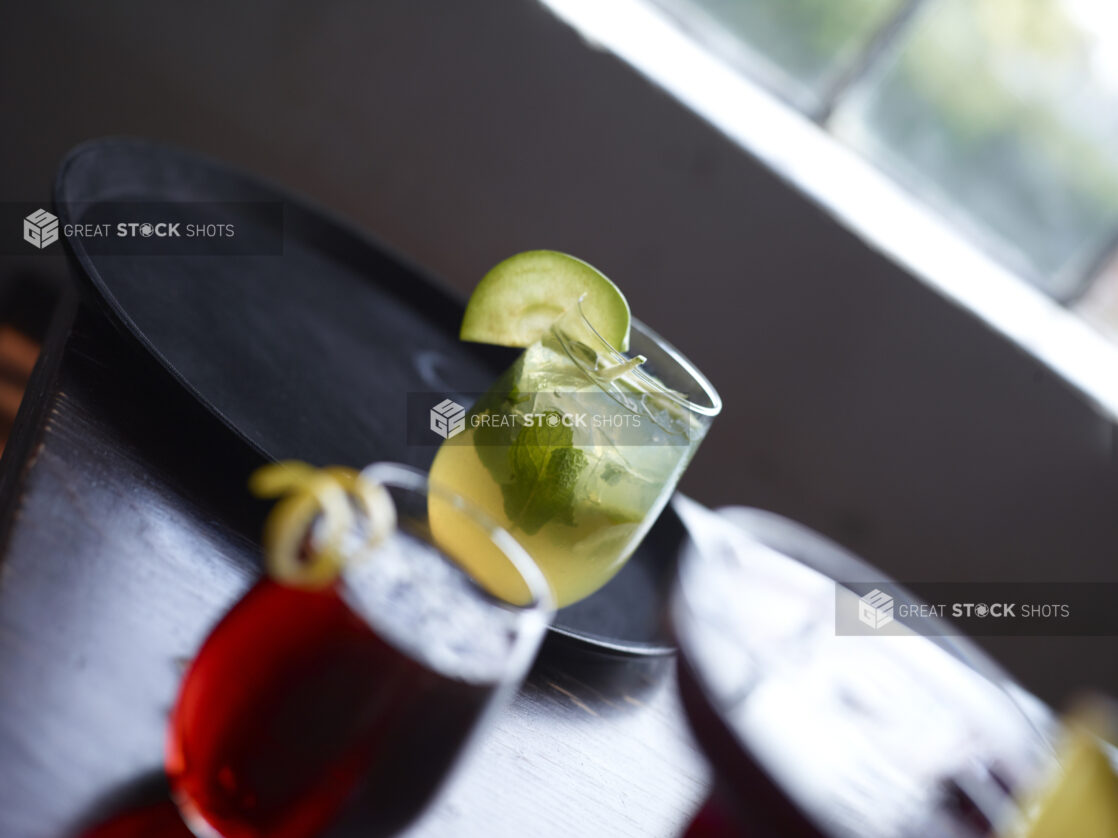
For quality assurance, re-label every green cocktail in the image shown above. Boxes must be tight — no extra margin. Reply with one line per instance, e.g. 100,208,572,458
430,258,720,607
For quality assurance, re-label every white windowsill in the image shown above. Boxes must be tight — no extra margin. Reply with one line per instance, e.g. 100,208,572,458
541,0,1118,421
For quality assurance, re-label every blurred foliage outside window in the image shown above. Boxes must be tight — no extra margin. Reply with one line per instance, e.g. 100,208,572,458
653,0,908,111
653,0,1118,321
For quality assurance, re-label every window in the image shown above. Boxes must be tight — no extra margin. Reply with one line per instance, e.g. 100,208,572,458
649,0,911,113
651,0,1118,314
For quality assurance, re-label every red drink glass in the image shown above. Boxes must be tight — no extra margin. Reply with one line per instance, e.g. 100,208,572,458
671,502,1056,838
165,463,553,838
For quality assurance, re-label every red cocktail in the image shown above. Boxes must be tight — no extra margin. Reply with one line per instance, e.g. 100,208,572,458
672,504,1056,838
166,463,552,837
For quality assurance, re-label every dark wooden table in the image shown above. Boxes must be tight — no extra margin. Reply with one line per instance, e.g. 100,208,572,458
0,301,709,838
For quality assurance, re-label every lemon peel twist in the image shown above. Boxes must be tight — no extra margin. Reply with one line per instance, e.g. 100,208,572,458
249,461,396,588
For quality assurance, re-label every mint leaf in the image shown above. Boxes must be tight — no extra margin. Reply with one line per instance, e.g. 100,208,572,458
502,412,588,536
465,352,589,535
599,461,626,486
470,357,524,483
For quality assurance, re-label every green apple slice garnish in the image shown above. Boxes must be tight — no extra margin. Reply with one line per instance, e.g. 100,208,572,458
460,250,631,351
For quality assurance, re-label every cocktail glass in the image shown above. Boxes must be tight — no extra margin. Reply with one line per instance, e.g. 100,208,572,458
430,298,721,607
165,463,553,838
671,503,1057,838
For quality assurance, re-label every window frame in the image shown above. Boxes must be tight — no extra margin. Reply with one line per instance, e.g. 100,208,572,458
541,0,1118,419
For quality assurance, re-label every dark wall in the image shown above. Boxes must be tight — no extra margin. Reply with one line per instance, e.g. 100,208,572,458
2,0,1116,703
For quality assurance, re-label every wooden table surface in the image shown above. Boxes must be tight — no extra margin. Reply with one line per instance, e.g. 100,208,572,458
0,303,710,838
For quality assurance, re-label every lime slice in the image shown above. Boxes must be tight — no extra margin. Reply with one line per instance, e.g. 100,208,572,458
460,250,631,351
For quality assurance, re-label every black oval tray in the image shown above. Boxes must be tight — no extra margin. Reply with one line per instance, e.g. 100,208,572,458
54,137,681,657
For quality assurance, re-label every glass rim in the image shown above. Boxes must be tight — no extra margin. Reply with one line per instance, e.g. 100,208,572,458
569,296,722,417
670,503,1058,757
671,507,1006,678
357,461,557,616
